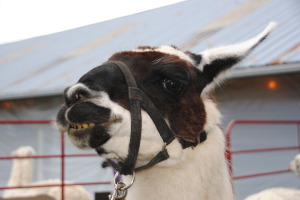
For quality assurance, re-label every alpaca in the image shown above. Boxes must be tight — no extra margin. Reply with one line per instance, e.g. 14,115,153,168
56,22,276,200
2,146,91,200
289,153,300,176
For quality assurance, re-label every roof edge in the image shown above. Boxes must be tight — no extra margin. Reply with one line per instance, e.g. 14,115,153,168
1,62,300,101
228,62,300,79
0,89,64,101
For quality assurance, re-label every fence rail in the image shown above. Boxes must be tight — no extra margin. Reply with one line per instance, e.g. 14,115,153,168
1,119,300,199
225,120,300,180
0,120,111,200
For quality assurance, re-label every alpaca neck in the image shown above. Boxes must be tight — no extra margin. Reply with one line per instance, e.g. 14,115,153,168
124,127,234,200
7,156,34,186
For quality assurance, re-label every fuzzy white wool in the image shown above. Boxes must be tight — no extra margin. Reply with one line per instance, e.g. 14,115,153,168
245,188,300,200
6,146,34,187
4,179,91,200
156,45,195,64
203,98,222,132
102,108,167,162
133,45,195,65
289,153,300,176
123,124,233,200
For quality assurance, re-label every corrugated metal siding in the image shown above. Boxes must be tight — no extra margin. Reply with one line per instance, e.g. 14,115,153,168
0,0,299,100
191,0,300,67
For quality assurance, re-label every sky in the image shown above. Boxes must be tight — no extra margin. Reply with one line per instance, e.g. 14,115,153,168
0,0,183,45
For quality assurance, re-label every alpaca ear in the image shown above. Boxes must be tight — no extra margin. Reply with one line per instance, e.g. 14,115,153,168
196,22,277,94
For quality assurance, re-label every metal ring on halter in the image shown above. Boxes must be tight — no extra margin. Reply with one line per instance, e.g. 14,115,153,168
114,171,136,191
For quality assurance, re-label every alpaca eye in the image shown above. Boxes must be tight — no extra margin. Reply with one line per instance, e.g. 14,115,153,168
162,78,184,95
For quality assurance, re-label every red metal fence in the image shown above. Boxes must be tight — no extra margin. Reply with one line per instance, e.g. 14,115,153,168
225,120,300,180
1,120,300,199
0,120,111,200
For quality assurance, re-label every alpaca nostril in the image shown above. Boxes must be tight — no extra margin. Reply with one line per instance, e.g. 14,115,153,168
73,92,88,104
64,85,91,107
75,93,85,101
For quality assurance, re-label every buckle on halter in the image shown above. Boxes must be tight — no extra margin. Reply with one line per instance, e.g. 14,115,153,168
109,171,136,200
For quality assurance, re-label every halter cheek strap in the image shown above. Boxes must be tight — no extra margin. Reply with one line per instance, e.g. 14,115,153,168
105,61,206,175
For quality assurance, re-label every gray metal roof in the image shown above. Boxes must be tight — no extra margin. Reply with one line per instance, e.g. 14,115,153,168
1,0,300,100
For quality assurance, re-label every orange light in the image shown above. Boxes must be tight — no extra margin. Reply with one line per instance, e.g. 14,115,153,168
268,80,277,90
3,102,12,110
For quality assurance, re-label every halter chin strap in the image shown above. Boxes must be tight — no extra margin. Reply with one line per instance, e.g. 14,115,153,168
105,61,206,175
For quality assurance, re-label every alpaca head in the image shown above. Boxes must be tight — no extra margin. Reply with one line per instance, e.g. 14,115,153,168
56,23,276,167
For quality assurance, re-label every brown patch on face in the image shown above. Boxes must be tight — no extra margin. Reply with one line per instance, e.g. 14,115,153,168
108,49,206,146
167,94,206,144
166,65,206,144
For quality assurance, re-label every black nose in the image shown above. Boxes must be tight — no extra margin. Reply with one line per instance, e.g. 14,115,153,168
64,86,91,107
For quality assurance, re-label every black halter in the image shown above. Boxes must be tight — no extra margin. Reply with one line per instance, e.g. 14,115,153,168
105,61,206,175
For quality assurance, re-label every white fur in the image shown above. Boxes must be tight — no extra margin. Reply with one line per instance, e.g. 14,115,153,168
245,188,300,200
94,96,234,200
156,45,195,64
289,153,300,177
95,92,167,162
123,98,233,200
3,146,91,200
6,146,35,188
133,45,195,65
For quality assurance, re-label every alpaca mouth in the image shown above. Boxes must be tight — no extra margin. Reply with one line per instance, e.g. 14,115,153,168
69,123,96,130
67,117,122,149
68,118,122,131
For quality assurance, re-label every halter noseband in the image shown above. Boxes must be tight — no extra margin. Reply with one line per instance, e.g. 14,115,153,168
104,61,206,175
